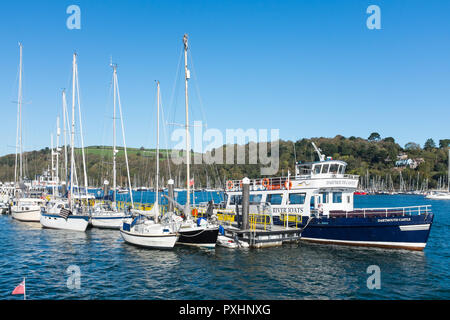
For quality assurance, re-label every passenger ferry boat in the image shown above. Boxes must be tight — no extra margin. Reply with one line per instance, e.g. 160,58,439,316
223,145,434,251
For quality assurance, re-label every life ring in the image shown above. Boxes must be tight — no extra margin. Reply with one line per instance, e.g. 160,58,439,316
262,178,270,189
226,180,233,190
284,181,292,190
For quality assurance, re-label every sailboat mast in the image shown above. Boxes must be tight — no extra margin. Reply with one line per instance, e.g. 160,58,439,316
15,43,24,185
112,64,117,204
62,89,68,184
155,81,160,208
56,116,60,192
70,53,76,210
183,34,191,216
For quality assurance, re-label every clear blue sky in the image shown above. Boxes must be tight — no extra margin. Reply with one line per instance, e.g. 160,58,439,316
0,0,449,156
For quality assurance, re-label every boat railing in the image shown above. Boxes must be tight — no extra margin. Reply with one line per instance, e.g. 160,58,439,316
329,205,432,218
226,174,359,192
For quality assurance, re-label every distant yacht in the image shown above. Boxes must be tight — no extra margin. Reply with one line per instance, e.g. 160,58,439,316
426,147,450,200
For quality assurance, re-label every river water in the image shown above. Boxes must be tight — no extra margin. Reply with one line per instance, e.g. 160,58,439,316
0,194,448,300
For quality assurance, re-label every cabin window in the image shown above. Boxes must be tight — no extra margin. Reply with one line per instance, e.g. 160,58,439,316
289,193,306,205
347,195,351,203
332,192,342,203
320,192,329,203
321,164,329,174
249,194,262,204
267,193,283,205
329,164,339,174
314,165,322,174
298,166,312,175
339,165,346,174
229,195,242,205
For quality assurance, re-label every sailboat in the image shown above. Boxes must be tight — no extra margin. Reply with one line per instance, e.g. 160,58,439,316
40,53,90,231
90,63,133,229
426,147,450,200
10,43,47,222
173,34,219,248
120,81,180,249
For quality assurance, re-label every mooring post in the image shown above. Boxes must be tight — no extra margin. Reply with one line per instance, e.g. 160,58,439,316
242,177,250,230
168,179,174,212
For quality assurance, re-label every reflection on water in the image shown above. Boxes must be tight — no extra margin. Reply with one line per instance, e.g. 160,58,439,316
0,195,449,299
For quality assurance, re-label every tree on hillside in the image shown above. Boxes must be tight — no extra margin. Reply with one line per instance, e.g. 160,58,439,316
383,137,395,143
405,142,421,151
439,139,450,149
368,132,381,141
424,138,436,150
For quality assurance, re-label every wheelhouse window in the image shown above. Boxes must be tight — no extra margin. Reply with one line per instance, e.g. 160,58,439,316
332,192,342,203
320,192,329,203
338,165,346,174
321,164,329,174
249,194,262,204
266,193,283,205
289,193,306,205
329,164,339,174
314,164,322,174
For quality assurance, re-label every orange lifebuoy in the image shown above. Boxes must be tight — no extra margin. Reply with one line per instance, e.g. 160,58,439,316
262,178,270,188
226,180,233,190
284,181,292,190
192,208,198,217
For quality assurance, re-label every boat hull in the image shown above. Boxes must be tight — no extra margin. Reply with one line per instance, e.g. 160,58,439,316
40,213,89,231
120,229,179,249
177,226,219,248
90,214,131,229
273,213,434,251
11,209,41,222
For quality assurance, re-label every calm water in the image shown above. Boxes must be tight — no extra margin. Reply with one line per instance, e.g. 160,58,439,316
0,194,448,300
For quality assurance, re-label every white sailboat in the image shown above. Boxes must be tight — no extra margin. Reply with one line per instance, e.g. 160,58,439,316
120,81,180,249
40,53,90,232
10,43,46,222
426,148,450,200
91,63,133,229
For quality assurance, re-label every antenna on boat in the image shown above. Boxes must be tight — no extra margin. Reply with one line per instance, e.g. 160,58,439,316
311,142,325,162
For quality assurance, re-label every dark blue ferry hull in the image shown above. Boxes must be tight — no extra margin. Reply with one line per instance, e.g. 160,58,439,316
273,213,434,251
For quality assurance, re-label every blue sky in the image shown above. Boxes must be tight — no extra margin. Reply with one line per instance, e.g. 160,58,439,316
0,0,449,156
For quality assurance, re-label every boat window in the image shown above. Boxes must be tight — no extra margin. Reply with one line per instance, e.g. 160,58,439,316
329,164,339,174
267,193,283,205
339,165,346,174
289,193,306,205
332,192,342,203
320,192,329,203
249,194,262,204
347,195,351,203
314,165,322,174
321,164,329,174
229,195,242,205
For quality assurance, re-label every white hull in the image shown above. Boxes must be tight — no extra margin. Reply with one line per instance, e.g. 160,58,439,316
426,193,450,200
120,229,178,249
40,214,89,231
216,235,249,249
91,214,130,229
11,209,41,222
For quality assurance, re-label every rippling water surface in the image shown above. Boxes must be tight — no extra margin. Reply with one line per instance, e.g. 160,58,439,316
0,194,448,300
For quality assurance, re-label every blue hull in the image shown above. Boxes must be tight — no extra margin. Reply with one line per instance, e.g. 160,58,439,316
273,213,434,250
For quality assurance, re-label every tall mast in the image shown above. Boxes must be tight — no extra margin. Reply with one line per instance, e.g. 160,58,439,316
15,43,24,185
183,34,191,216
448,147,450,192
70,53,76,210
155,81,160,210
62,89,68,184
112,64,117,204
56,116,60,192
